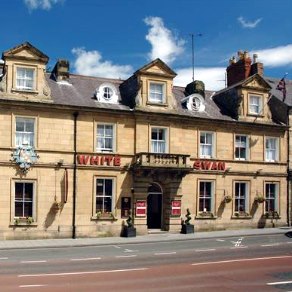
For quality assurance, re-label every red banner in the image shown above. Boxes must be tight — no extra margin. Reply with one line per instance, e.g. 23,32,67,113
135,200,146,217
171,200,181,216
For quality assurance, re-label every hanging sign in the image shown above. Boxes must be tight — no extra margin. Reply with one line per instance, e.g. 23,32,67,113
135,200,146,217
171,200,181,216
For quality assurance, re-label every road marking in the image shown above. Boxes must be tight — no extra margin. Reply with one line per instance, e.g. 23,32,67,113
267,280,292,285
261,243,280,247
195,249,216,252
113,245,121,249
154,252,176,255
230,246,248,249
115,255,137,258
191,255,292,266
124,249,138,253
20,284,47,288
18,267,149,278
21,260,47,264
216,239,225,242
70,257,101,261
0,257,8,260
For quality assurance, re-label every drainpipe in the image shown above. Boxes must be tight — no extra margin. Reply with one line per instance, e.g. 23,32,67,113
72,111,79,239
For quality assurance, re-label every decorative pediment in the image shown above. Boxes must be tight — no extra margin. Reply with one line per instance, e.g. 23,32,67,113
3,42,49,64
241,74,271,92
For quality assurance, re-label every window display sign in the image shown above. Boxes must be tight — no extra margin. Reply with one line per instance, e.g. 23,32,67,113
135,200,146,217
121,197,131,218
171,200,181,216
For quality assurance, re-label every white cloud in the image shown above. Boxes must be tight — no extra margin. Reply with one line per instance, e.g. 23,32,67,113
24,0,63,10
71,47,133,79
251,44,292,67
144,16,185,64
174,67,226,91
238,16,262,29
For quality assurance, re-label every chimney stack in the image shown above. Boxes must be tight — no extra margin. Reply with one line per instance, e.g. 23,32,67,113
52,59,70,82
250,53,264,76
185,80,205,98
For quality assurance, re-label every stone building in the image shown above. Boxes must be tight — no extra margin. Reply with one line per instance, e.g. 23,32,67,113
0,42,289,240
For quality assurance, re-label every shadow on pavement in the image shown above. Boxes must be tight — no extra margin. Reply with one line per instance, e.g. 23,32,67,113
284,231,292,238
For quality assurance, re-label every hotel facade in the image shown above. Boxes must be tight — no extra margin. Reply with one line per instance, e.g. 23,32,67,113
0,43,289,240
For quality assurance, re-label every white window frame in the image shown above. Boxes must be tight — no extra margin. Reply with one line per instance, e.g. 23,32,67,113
200,131,215,158
96,123,116,153
265,182,279,214
265,137,279,162
235,134,249,160
198,181,215,213
151,127,168,153
15,117,35,147
95,83,118,103
12,180,36,222
94,177,115,214
15,66,36,91
249,94,263,115
234,181,249,214
149,82,166,104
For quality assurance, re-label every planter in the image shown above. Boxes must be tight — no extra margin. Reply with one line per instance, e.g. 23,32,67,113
181,224,194,234
121,226,136,237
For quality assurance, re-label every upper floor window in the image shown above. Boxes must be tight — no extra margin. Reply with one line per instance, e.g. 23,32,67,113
149,82,165,103
96,124,115,152
235,135,248,160
265,137,279,162
249,95,262,115
103,87,113,100
151,127,167,153
200,132,215,158
16,67,35,91
16,117,35,147
234,182,249,214
95,83,118,103
95,178,114,214
198,181,214,213
265,183,279,214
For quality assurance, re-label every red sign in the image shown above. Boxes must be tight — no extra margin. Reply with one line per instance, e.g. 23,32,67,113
135,200,146,217
77,155,121,166
171,200,181,216
193,160,225,171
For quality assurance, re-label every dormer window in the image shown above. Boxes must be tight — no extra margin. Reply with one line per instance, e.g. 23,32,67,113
149,82,165,104
183,93,205,112
95,83,118,103
16,67,35,91
248,94,263,115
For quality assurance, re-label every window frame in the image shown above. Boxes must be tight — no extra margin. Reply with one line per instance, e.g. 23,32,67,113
15,116,36,147
198,180,215,214
15,66,36,91
94,177,115,215
265,136,279,162
148,81,166,104
96,123,116,153
265,182,279,214
199,131,215,158
248,94,263,115
11,180,36,224
234,134,249,160
234,181,249,215
150,127,168,153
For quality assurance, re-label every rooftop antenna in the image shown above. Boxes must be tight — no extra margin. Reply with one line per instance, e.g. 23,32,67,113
190,33,202,82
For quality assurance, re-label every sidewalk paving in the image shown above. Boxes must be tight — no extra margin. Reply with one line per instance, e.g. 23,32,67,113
0,227,291,250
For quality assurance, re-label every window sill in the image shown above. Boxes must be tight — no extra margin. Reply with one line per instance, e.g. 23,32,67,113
91,215,117,221
12,88,38,94
146,101,168,107
231,215,252,219
196,213,216,220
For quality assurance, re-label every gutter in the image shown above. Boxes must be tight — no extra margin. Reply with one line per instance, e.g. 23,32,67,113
72,111,79,239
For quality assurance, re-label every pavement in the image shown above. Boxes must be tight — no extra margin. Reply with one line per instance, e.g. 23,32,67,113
0,226,291,250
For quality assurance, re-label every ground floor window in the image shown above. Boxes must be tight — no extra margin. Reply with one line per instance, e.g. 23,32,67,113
15,182,34,217
265,182,279,214
95,178,114,213
198,181,214,214
234,182,249,214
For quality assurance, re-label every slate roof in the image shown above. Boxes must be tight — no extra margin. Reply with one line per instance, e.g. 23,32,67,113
265,77,292,106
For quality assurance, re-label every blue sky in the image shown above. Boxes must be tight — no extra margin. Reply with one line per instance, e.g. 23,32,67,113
2,0,292,90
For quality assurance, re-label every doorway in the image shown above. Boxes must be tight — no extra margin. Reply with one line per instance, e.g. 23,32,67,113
147,183,163,229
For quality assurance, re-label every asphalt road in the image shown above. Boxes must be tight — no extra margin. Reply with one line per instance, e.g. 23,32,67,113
0,233,291,291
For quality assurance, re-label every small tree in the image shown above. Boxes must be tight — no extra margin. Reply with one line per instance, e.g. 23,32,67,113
184,208,192,225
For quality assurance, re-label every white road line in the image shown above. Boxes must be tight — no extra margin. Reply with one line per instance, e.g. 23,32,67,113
70,257,101,261
112,245,121,249
230,246,248,249
216,239,225,242
267,280,292,285
0,257,8,260
124,249,138,253
115,255,137,258
18,267,149,278
154,252,176,255
191,255,292,266
195,249,216,252
21,260,47,264
19,284,47,288
261,243,280,247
